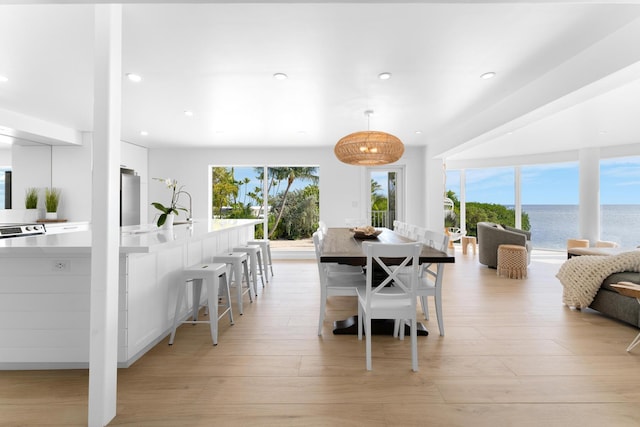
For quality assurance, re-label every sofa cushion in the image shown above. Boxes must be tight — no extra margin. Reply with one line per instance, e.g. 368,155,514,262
602,271,640,292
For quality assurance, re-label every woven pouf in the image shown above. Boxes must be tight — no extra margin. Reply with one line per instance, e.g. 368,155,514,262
497,244,528,279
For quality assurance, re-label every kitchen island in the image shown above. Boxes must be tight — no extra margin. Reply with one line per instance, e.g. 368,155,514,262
0,219,260,369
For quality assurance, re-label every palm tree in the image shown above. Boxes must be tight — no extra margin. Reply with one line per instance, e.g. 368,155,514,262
371,179,387,211
268,167,319,238
370,179,389,227
239,177,251,206
211,167,238,217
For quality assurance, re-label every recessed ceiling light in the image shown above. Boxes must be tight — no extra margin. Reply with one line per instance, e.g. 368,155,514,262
140,131,148,136
378,72,392,80
126,73,142,82
0,75,7,83
273,73,288,80
415,130,422,135
184,110,194,117
480,72,496,80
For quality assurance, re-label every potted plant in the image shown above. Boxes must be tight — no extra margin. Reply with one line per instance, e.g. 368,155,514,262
24,187,40,222
151,178,187,228
45,187,61,220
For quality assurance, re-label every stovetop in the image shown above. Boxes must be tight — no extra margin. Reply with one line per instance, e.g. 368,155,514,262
0,223,47,238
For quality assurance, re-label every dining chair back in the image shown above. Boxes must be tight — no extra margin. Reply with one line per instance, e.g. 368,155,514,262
421,229,449,252
394,221,409,237
313,231,366,335
357,241,422,371
414,229,448,336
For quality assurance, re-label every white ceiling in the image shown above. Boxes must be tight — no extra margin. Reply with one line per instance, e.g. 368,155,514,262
2,1,640,162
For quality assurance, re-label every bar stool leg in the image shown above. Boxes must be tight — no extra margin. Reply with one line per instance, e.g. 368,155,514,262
229,263,244,315
169,279,187,345
246,251,259,296
255,249,265,288
228,258,253,315
242,258,254,301
267,242,274,277
191,278,203,322
259,244,270,283
219,273,234,327
205,276,219,346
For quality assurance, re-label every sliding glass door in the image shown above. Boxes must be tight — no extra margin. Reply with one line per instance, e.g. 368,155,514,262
211,165,319,248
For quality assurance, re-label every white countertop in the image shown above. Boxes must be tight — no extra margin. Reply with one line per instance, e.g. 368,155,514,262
0,219,261,254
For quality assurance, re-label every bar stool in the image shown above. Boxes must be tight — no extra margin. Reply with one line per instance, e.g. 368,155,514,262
247,239,274,282
212,252,253,315
232,244,264,292
169,262,233,346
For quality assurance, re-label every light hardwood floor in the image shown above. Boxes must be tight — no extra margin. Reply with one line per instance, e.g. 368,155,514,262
2,248,640,426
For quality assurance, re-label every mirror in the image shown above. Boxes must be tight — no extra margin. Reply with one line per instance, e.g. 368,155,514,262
0,141,52,211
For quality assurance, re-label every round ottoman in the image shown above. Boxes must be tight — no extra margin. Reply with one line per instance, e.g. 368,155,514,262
497,244,528,279
567,238,589,249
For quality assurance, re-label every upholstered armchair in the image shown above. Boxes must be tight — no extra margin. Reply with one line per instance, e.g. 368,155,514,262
477,222,532,268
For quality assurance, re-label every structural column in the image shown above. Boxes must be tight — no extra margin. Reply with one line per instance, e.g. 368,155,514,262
89,5,122,426
425,147,444,231
514,166,522,229
578,147,600,244
459,169,466,233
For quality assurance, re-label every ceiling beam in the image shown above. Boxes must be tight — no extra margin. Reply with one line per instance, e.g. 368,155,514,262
432,14,640,158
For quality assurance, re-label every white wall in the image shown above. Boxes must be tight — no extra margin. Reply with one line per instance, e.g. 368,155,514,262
0,147,10,167
3,138,148,223
148,145,429,228
10,136,92,221
53,133,93,220
11,144,51,211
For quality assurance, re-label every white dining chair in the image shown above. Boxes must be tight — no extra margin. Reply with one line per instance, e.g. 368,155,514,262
395,221,411,237
316,228,364,276
313,231,366,336
395,229,448,337
357,241,422,371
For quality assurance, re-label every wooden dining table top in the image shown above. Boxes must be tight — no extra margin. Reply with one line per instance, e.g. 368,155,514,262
319,227,456,266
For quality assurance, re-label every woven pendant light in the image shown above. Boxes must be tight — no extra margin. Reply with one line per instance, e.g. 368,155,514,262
334,110,404,165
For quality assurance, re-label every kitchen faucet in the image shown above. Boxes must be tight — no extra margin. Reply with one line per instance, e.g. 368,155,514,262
178,190,193,222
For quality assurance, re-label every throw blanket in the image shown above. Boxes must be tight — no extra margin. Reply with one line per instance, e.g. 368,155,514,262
556,251,640,308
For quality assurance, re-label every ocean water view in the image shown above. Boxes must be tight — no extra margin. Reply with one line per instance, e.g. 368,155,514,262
523,204,640,251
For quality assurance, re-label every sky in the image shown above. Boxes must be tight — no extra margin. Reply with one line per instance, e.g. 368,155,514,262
223,166,318,206
446,156,640,205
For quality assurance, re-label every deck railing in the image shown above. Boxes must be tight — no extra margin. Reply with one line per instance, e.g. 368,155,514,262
371,210,393,228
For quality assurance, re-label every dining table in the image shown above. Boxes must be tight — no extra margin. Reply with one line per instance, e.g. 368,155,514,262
319,227,456,335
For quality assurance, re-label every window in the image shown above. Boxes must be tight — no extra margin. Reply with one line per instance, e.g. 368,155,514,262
445,169,460,229
521,162,579,250
600,156,640,248
0,167,9,209
211,165,319,249
369,168,401,228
